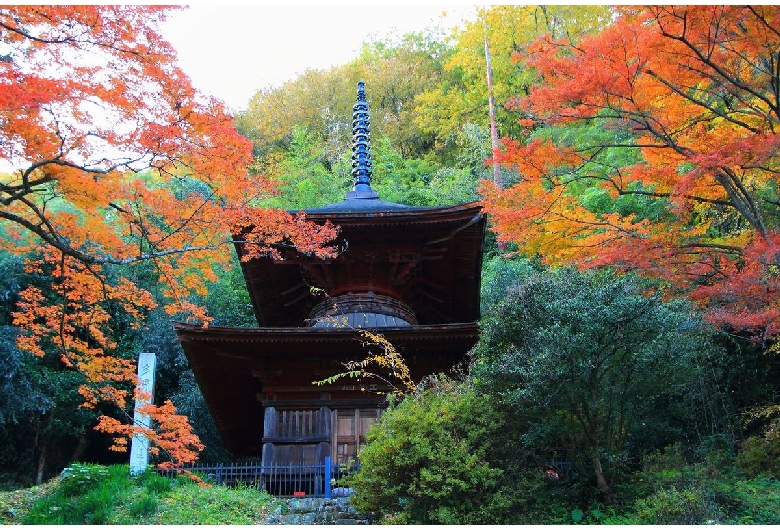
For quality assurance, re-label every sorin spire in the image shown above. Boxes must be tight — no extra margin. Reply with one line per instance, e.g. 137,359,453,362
347,81,378,199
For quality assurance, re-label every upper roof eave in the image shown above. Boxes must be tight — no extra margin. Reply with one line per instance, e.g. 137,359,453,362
299,199,483,221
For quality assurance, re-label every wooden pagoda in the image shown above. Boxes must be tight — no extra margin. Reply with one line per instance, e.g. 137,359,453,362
174,82,485,466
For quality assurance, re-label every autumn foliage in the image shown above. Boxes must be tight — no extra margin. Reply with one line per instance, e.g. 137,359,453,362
1,6,337,468
482,5,780,344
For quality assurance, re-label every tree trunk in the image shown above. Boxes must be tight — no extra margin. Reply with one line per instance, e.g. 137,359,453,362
35,430,52,486
70,432,89,462
591,446,612,504
484,36,502,189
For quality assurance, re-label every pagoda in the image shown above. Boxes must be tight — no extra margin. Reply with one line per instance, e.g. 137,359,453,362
174,82,485,466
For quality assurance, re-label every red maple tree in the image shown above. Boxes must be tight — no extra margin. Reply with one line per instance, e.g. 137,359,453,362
1,6,338,468
482,5,780,346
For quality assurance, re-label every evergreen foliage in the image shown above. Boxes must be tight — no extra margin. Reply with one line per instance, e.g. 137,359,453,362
472,264,729,500
347,378,505,524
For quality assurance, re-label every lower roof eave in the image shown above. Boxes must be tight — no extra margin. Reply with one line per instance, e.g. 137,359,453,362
173,321,480,344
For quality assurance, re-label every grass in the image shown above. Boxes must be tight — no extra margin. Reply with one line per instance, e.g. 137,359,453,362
0,479,60,525
0,463,283,525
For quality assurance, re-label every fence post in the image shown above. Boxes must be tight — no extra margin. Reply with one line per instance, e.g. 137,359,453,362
324,456,332,499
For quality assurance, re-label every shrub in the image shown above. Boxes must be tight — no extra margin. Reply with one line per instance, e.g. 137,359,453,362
738,437,780,479
346,379,505,524
737,415,780,479
632,487,721,524
58,463,110,497
711,476,780,524
471,266,726,501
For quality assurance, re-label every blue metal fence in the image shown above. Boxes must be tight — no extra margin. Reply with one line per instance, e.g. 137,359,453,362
158,457,357,498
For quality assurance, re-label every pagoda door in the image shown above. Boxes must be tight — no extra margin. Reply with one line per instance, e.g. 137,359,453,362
261,407,331,466
332,408,380,465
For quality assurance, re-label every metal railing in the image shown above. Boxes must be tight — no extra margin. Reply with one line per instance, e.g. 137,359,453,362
158,457,357,498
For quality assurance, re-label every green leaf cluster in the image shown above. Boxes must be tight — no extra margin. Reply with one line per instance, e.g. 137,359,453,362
346,381,505,524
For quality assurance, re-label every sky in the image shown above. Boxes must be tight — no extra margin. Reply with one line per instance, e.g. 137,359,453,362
161,4,480,111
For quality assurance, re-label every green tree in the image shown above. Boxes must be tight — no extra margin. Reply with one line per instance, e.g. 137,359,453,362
353,30,450,158
200,257,256,328
235,66,355,162
415,5,612,143
370,137,440,206
472,265,726,502
260,125,349,210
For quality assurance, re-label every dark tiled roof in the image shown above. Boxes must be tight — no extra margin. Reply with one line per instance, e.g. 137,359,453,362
303,197,426,214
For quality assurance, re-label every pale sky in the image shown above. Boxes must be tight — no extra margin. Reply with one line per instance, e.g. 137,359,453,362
161,4,480,111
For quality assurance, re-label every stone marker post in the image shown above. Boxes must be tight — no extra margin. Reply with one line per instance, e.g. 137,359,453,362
129,352,156,476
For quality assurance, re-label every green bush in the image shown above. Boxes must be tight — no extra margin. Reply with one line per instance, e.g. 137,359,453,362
484,472,574,524
621,475,780,525
58,463,110,497
611,451,780,526
632,487,721,524
471,266,726,500
642,442,688,474
712,476,780,524
347,379,506,524
624,443,696,496
738,438,780,479
737,417,780,479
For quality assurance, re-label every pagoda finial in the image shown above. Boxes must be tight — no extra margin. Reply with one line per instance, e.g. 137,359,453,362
347,81,378,199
